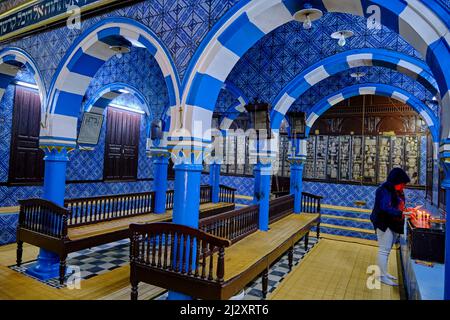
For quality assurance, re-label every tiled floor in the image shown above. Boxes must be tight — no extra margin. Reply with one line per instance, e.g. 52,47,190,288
269,238,403,300
9,239,130,289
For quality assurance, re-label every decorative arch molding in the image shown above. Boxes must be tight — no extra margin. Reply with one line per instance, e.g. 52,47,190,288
305,83,439,143
270,47,439,130
81,82,152,148
83,82,151,117
0,47,46,112
41,17,180,149
173,0,449,149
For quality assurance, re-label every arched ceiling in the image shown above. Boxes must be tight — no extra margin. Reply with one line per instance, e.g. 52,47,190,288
215,12,432,116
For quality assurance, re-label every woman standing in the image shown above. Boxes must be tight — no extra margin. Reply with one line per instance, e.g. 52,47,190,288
370,167,410,286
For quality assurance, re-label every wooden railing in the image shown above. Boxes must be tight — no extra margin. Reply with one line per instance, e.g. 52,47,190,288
18,199,70,239
130,222,231,294
200,185,212,204
165,189,174,210
301,192,322,214
199,204,259,244
269,194,295,223
219,185,236,203
64,192,155,227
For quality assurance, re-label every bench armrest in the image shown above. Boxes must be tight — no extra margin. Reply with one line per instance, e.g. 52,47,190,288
18,198,71,239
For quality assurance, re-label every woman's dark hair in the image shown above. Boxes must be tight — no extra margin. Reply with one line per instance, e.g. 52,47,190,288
386,167,411,185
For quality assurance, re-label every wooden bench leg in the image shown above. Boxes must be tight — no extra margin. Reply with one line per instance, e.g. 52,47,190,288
16,241,23,266
304,232,309,251
59,254,67,286
131,281,139,300
262,267,269,299
316,223,320,239
288,246,294,271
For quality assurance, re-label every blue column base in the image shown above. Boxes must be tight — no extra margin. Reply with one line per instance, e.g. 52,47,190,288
254,163,271,232
168,162,203,299
167,291,194,300
25,249,60,281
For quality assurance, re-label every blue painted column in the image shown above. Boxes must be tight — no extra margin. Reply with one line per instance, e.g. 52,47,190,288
290,160,305,214
253,161,272,231
26,147,69,280
152,151,169,213
209,160,221,203
167,155,203,300
442,159,450,300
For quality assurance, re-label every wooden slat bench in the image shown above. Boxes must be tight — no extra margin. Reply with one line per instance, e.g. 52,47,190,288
129,193,322,300
16,185,236,285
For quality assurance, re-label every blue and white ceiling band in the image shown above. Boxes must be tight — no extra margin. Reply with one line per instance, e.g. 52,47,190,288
270,47,439,130
178,0,449,147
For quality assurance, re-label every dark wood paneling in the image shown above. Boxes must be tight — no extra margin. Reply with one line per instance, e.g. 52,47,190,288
8,86,44,184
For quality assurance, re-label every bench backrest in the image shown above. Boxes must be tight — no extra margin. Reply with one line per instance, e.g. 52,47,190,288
199,204,259,244
130,222,231,283
65,192,156,227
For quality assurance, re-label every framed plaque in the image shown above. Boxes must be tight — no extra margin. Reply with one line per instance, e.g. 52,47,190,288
77,112,104,146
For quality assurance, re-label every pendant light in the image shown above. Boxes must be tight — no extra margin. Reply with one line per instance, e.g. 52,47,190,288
331,30,354,47
293,4,323,30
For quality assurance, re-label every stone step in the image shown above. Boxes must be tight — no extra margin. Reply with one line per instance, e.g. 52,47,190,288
321,214,373,230
313,224,377,241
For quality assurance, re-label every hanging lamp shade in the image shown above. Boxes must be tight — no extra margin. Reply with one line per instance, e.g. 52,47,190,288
244,98,272,139
287,111,306,139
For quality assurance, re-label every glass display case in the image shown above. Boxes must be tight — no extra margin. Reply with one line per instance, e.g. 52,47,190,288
391,136,404,169
315,135,328,180
378,136,391,183
304,138,316,179
236,135,246,175
326,136,339,180
351,136,363,181
404,135,420,185
363,136,377,183
339,135,352,181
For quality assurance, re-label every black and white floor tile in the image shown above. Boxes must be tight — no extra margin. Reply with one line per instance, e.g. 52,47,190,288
9,239,130,289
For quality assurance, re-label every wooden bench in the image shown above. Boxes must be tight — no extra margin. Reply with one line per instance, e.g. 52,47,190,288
16,185,235,285
129,192,322,300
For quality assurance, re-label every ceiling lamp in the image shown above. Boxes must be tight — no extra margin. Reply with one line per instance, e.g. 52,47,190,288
293,4,323,30
350,72,366,81
331,30,354,47
109,44,131,58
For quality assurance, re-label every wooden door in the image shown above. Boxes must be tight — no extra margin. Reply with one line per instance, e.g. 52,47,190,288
8,86,44,184
104,107,140,181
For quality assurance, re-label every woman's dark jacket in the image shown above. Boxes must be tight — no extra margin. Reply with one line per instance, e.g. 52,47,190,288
370,168,410,234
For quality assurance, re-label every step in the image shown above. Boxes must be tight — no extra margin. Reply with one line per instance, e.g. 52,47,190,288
321,208,372,219
313,224,377,241
321,215,373,231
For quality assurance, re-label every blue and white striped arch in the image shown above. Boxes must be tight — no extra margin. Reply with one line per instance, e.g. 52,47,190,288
41,17,180,149
0,47,46,111
270,48,439,130
305,83,440,143
219,81,249,131
83,82,151,116
82,82,151,148
177,0,449,149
